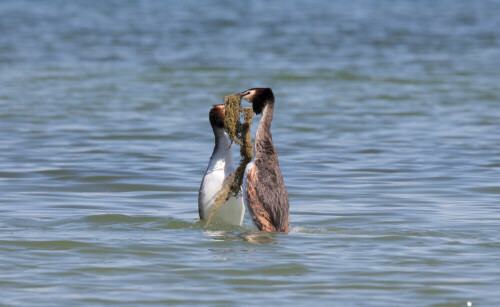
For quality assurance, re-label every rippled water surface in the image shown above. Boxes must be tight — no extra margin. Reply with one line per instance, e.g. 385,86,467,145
1,0,500,305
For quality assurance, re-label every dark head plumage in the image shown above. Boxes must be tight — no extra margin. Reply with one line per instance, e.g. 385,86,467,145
240,88,274,115
209,104,225,129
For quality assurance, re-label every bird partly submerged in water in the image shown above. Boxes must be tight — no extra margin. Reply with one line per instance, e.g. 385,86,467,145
198,104,245,225
240,88,290,232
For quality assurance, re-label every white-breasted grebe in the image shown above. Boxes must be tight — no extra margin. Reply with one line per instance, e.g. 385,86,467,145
198,104,245,225
240,88,289,232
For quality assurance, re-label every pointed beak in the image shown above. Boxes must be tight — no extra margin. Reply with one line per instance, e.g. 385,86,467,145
239,91,250,98
239,91,252,103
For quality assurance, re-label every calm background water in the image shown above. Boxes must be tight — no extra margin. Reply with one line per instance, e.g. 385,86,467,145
1,0,500,305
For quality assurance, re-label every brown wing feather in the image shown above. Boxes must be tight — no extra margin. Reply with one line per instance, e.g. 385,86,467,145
254,156,290,232
246,166,276,232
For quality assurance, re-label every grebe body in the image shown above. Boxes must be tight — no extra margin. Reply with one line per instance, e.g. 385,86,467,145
240,88,289,232
198,105,245,225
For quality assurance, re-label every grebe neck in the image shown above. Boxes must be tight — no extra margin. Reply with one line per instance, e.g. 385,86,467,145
254,101,276,159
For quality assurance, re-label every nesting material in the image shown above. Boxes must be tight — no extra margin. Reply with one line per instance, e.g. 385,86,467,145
223,94,243,146
231,107,253,195
205,94,254,225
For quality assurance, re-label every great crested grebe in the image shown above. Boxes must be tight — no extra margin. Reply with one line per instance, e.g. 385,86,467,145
198,104,245,225
240,88,289,232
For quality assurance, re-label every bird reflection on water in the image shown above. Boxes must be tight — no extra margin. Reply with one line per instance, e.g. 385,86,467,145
203,229,278,245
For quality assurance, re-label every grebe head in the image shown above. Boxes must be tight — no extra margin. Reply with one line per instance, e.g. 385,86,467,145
239,88,274,115
209,104,225,129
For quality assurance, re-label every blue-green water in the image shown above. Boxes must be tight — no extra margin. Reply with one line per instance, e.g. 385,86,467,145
1,0,500,305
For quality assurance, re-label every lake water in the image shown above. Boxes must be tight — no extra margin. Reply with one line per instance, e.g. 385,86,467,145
1,0,500,305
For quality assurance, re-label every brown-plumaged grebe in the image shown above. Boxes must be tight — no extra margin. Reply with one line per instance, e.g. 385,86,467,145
198,105,245,225
240,88,290,232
